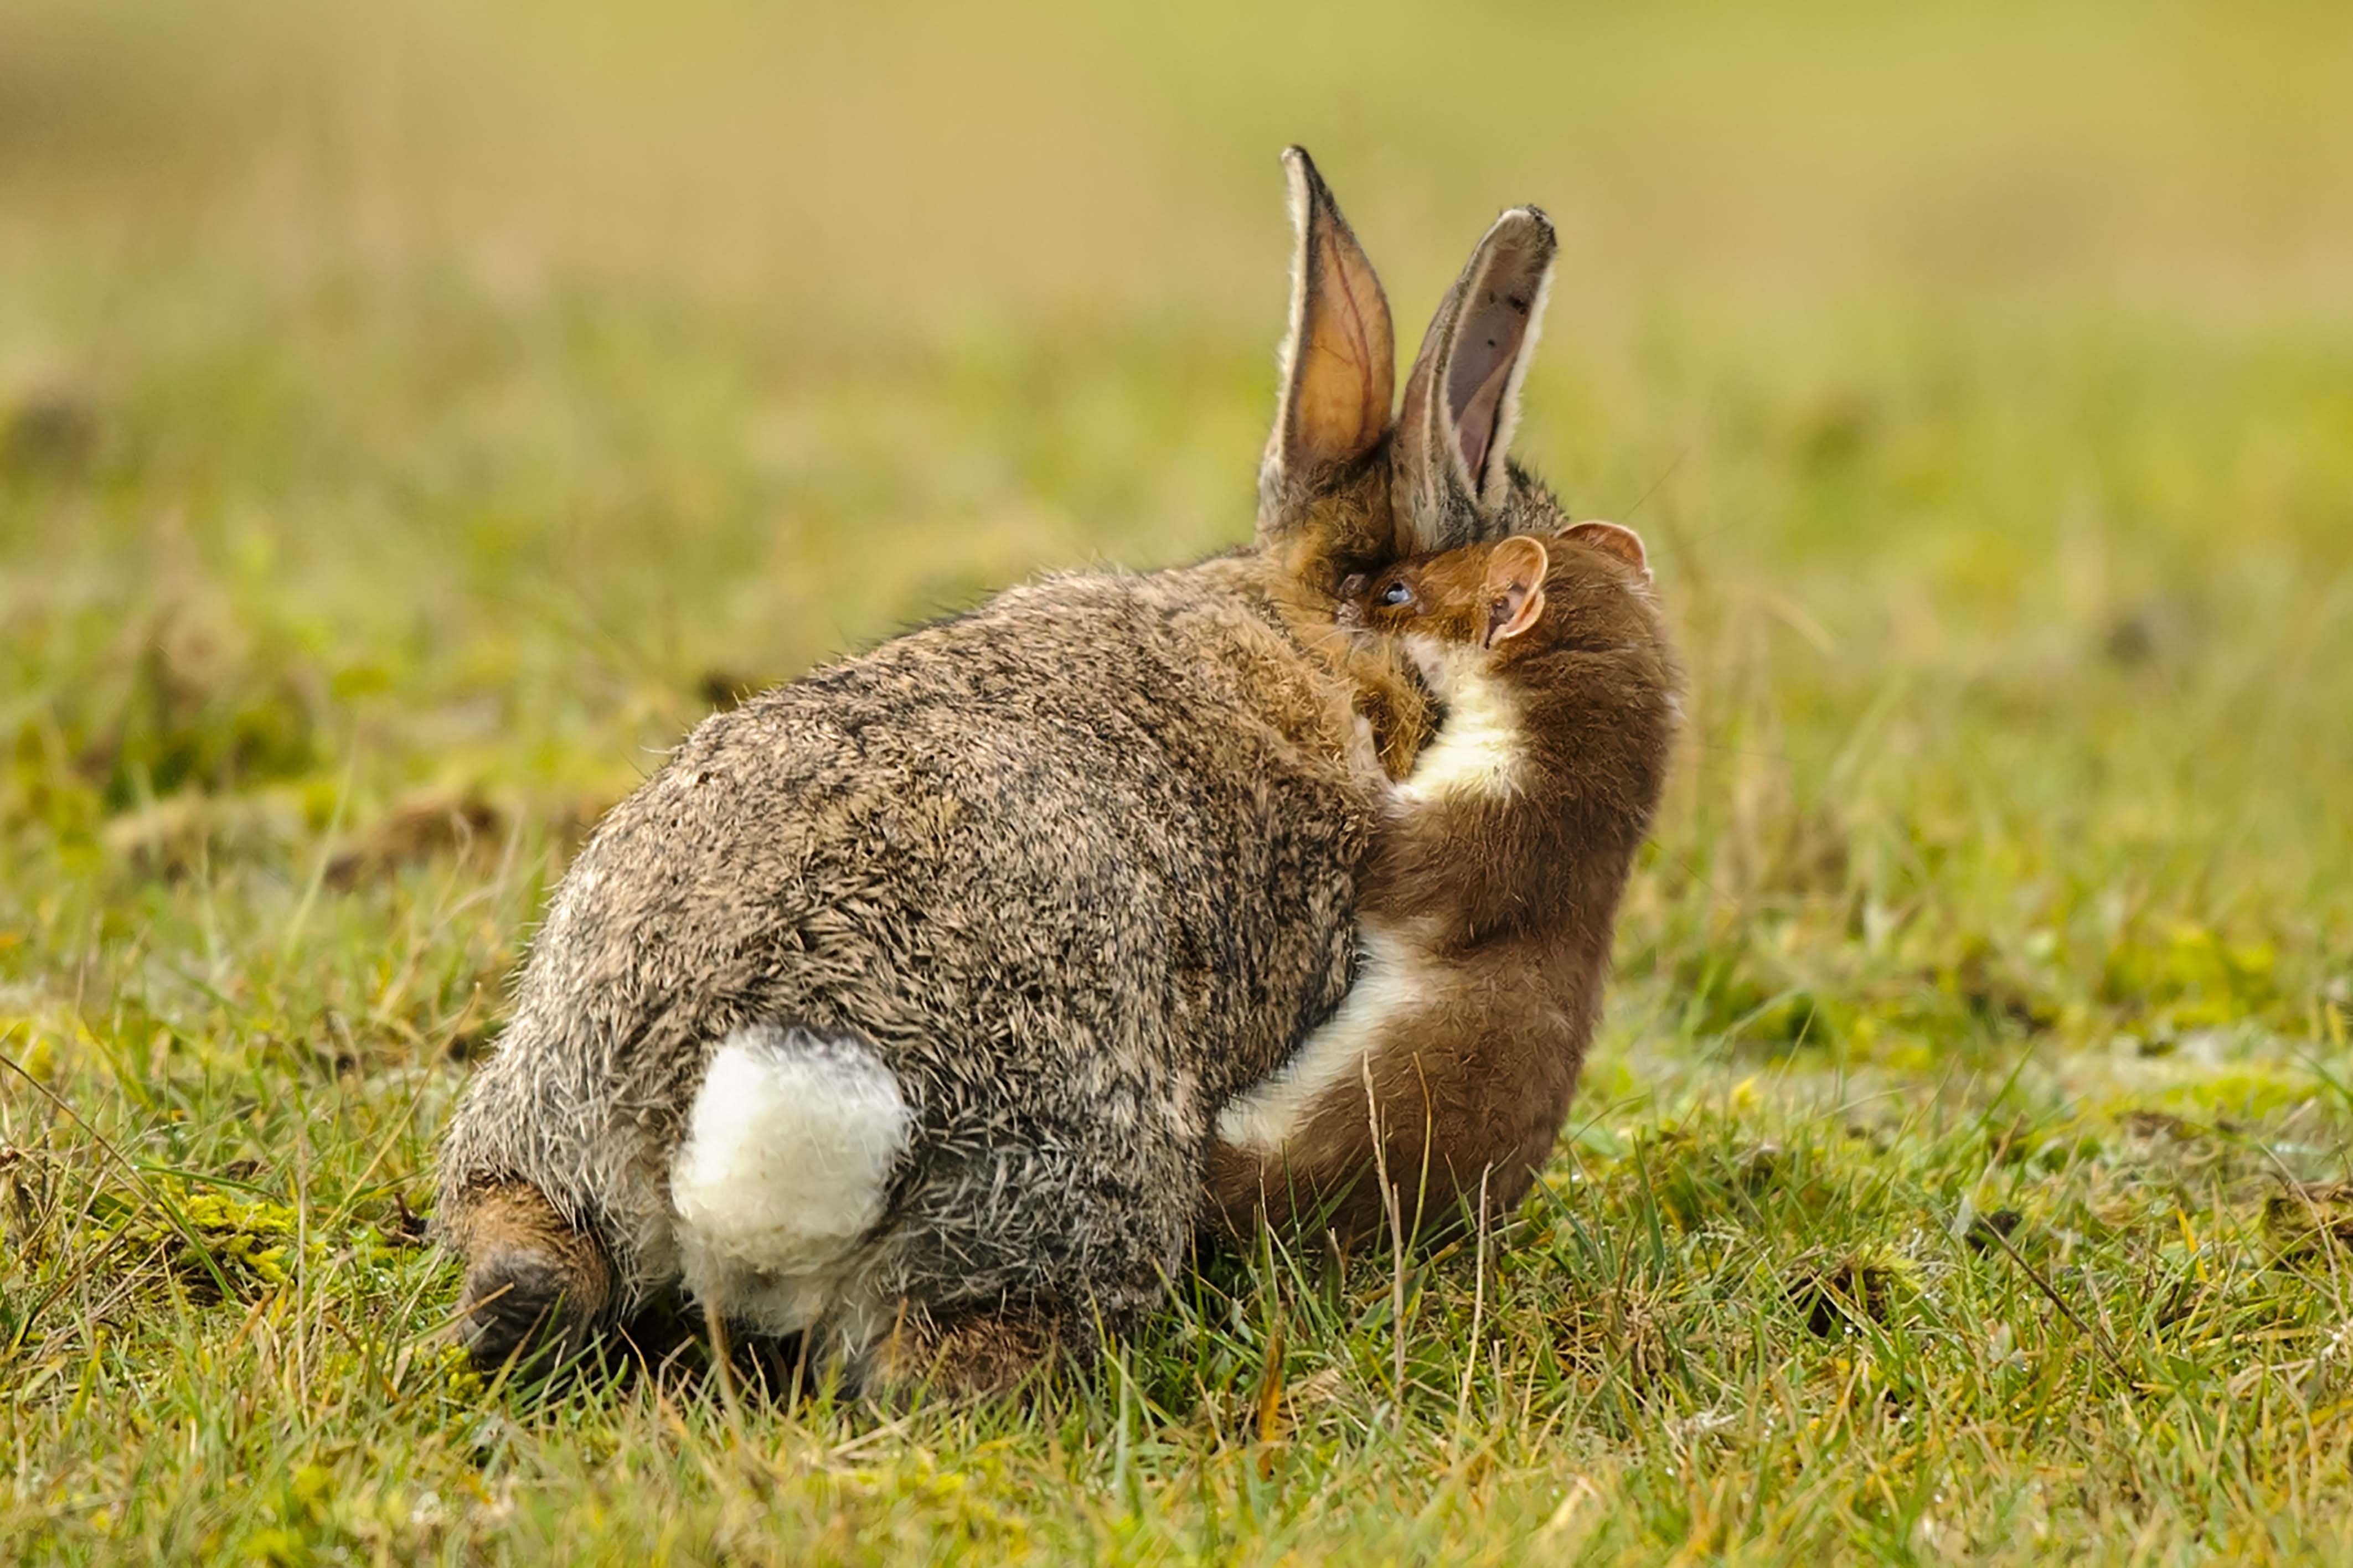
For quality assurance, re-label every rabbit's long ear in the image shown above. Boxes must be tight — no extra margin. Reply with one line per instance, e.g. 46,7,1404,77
1394,206,1556,552
1265,147,1395,490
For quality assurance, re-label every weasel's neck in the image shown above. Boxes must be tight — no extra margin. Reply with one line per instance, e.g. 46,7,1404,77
1395,636,1657,827
1394,638,1525,806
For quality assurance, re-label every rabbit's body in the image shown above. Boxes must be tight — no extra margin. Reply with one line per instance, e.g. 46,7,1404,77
440,557,1400,1359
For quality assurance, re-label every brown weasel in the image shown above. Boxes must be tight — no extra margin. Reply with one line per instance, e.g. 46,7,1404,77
1207,521,1680,1244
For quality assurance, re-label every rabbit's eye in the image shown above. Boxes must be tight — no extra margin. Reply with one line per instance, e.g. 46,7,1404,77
1380,580,1415,608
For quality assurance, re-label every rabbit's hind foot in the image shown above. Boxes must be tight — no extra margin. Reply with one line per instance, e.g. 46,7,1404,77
446,1180,616,1375
863,1302,1066,1404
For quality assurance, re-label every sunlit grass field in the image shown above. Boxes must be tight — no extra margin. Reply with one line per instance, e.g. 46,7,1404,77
5,1,2353,1559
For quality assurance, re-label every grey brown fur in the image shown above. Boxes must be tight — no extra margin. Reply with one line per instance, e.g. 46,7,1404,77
440,558,1397,1359
437,148,1569,1391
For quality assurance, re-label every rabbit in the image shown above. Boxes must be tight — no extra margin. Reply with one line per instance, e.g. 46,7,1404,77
435,148,1563,1396
1206,519,1681,1246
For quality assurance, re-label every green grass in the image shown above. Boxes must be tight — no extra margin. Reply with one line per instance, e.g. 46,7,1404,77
6,0,2353,1560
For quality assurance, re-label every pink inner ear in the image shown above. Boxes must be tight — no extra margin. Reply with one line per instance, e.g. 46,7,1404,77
1444,289,1534,482
1487,584,1546,646
1484,539,1550,645
1452,343,1517,479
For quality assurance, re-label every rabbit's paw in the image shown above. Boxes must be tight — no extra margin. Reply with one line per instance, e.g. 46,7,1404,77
864,1304,1065,1404
445,1181,615,1375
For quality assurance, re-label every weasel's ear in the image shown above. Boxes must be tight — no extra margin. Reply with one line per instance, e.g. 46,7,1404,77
1265,148,1395,491
1483,535,1550,646
1563,520,1650,581
1396,206,1557,553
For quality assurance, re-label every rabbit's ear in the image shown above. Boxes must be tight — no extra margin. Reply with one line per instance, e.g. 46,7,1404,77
1395,206,1557,551
1266,147,1395,487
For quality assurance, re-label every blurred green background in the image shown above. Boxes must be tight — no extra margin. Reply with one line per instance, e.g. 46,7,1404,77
6,2,2353,1558
6,0,2346,1043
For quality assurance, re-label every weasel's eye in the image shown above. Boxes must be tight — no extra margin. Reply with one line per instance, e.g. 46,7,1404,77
1379,580,1415,608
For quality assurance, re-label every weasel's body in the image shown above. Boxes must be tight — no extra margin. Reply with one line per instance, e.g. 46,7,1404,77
1209,524,1679,1241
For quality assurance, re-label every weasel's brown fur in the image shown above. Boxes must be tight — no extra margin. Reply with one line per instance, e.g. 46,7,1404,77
1207,521,1680,1244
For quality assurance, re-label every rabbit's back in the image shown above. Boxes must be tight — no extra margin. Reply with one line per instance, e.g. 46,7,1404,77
438,557,1377,1303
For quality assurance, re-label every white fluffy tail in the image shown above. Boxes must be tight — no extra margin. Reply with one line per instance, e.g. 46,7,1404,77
670,1025,911,1336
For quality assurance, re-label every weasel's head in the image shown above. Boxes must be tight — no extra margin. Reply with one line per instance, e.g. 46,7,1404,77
1344,519,1680,831
1339,521,1654,666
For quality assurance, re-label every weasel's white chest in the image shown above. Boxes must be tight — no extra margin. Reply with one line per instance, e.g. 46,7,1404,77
1394,639,1525,805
